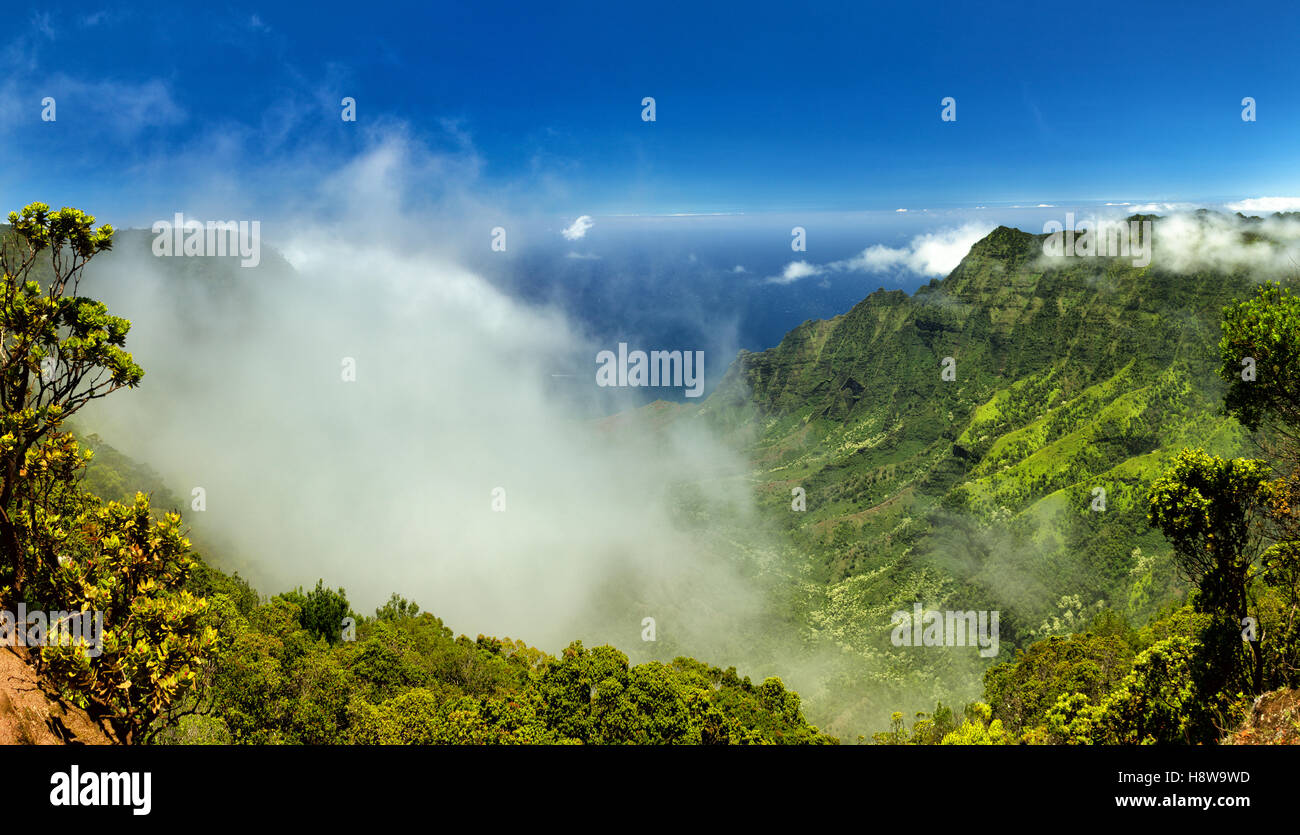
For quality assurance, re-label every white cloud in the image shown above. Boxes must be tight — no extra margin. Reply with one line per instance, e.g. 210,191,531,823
765,260,824,285
834,223,994,277
1148,211,1300,275
731,265,747,273
565,251,600,260
1127,202,1198,213
81,133,778,664
561,214,594,240
1224,196,1300,215
763,224,993,284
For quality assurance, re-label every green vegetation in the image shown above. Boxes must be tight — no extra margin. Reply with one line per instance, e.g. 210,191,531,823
157,573,833,744
8,203,1299,744
874,277,1300,743
0,204,208,744
686,219,1282,734
0,202,833,745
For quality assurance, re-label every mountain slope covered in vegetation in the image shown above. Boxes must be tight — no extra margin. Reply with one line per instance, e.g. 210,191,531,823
10,204,1299,744
683,215,1299,739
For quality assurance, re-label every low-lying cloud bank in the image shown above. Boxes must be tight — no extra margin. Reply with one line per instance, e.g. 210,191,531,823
765,196,1300,288
766,223,993,284
1224,196,1300,214
1153,210,1300,275
76,135,784,668
1030,206,1300,278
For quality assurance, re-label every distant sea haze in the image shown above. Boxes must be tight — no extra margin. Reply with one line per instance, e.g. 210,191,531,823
473,208,1079,404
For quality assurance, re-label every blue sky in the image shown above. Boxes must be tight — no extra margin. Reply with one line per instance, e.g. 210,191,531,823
4,1,1300,220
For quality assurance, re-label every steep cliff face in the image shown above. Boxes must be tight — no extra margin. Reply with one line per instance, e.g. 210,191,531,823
702,220,1255,641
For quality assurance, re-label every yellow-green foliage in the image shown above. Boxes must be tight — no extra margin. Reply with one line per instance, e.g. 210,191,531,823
41,493,217,744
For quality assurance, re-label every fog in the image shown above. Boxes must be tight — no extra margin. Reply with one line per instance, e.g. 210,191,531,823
1153,210,1300,276
1030,208,1300,278
75,138,784,666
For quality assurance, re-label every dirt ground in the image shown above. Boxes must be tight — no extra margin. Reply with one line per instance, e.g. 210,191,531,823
1225,689,1300,745
0,644,112,745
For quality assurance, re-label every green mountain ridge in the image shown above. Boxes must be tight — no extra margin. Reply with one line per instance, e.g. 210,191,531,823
631,218,1270,731
711,221,1252,589
63,215,1281,737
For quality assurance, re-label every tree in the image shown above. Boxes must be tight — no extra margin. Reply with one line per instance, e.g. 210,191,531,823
279,579,351,644
375,592,420,621
40,493,217,743
0,204,142,595
1219,281,1300,466
983,629,1134,732
1148,449,1277,692
0,203,214,744
1216,281,1300,691
1148,450,1276,620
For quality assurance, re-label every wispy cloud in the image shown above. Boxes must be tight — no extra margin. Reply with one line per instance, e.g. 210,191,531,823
73,125,789,686
0,17,186,144
764,260,824,285
1127,201,1198,213
841,223,992,276
1151,211,1300,276
81,10,112,27
31,12,55,40
767,223,992,284
561,215,594,240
